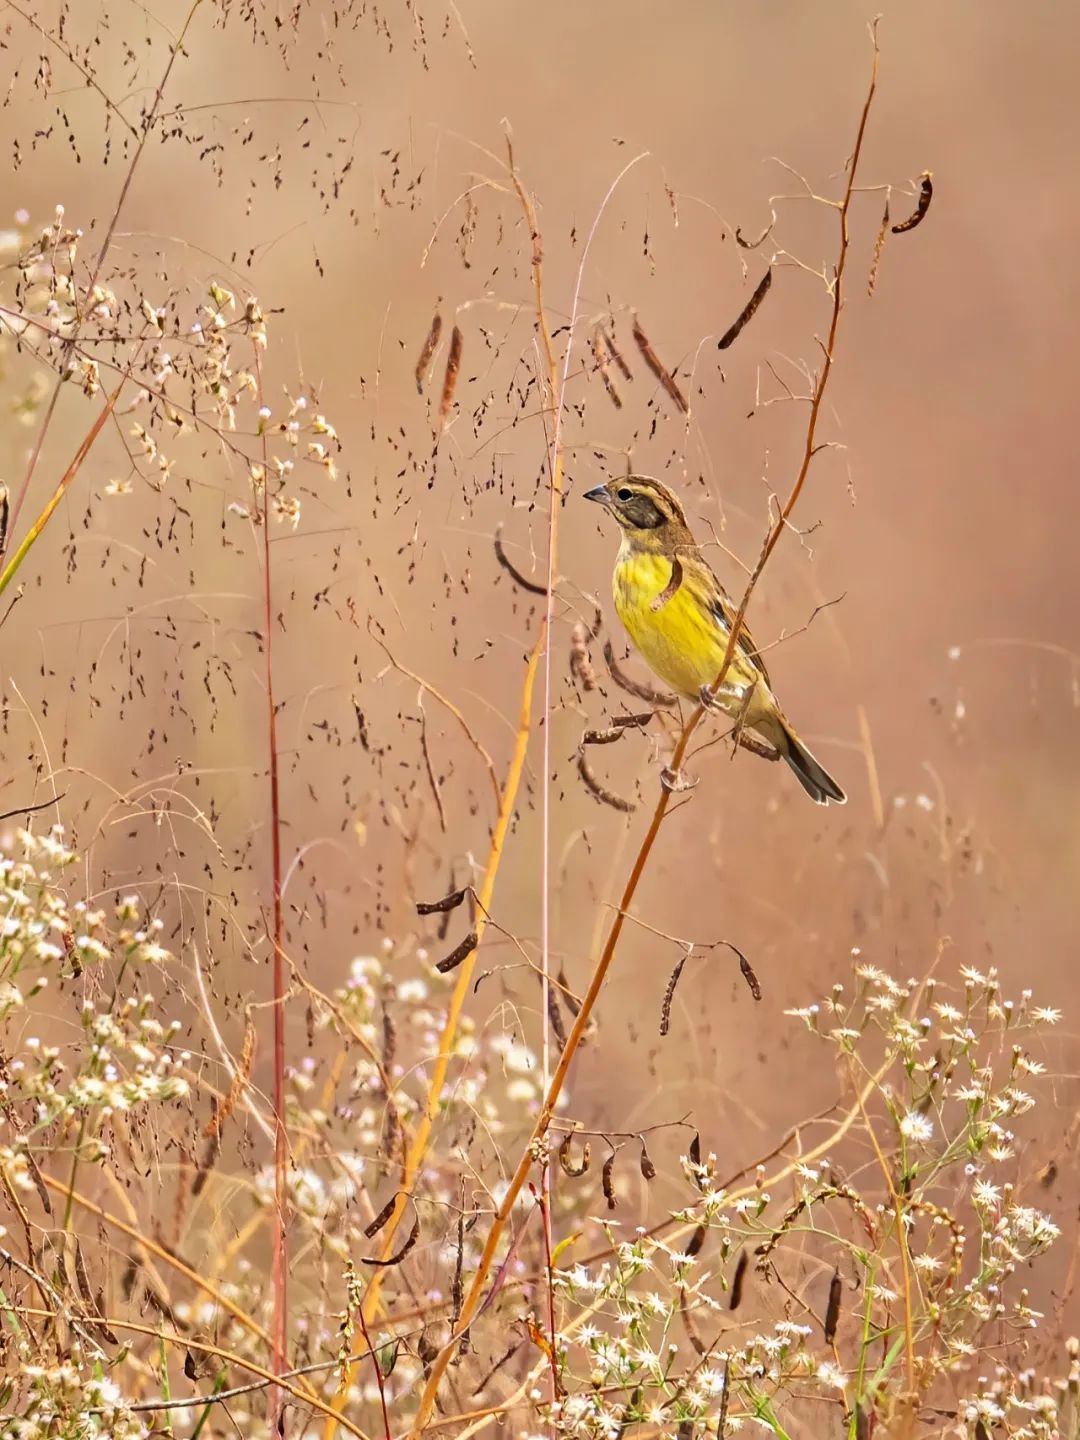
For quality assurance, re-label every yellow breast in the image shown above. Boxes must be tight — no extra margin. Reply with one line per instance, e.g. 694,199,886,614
612,550,729,699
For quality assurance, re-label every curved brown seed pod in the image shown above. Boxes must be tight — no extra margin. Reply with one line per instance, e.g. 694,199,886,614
891,172,933,234
415,311,443,393
824,1266,842,1343
558,1132,591,1178
602,1151,618,1209
717,269,772,350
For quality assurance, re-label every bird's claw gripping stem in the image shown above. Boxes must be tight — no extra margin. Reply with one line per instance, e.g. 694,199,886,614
660,765,698,793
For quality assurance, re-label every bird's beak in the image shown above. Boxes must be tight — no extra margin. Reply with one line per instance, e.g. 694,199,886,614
583,486,609,505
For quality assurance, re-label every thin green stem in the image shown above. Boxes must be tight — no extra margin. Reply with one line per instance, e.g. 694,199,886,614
189,1374,227,1440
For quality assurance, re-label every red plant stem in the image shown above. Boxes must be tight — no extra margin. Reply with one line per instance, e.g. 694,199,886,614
354,1304,392,1440
534,1185,561,1407
254,350,288,1433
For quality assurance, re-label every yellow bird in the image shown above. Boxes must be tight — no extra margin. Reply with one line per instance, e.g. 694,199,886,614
584,475,846,806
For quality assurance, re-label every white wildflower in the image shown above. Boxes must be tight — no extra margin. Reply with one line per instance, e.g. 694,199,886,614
899,1111,934,1143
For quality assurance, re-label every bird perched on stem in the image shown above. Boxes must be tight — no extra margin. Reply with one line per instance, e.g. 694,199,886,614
584,475,845,805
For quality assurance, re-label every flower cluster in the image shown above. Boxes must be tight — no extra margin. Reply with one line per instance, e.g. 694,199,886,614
0,1364,148,1440
0,205,340,525
540,958,1065,1440
1,828,189,1174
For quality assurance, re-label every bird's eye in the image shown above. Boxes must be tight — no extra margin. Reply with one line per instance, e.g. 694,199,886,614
616,487,634,502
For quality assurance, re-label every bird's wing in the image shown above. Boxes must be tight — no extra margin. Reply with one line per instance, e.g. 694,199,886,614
685,551,772,688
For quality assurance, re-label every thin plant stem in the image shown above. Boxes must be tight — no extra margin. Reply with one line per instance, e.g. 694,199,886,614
403,35,880,1438
526,142,649,1425
535,1185,561,1403
851,1066,917,1393
253,346,289,1431
188,1373,227,1440
37,1171,303,1376
354,1303,392,1440
320,146,644,1440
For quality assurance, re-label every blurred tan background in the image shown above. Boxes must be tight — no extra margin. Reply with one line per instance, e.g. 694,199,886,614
1,0,1077,1259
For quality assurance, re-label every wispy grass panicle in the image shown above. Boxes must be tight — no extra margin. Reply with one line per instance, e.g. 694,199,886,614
0,9,1070,1440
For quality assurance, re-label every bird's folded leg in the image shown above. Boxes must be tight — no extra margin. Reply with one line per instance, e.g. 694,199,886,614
660,765,699,793
736,731,781,762
699,678,757,717
728,679,760,756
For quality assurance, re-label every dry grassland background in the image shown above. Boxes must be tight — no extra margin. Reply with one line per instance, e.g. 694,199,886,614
0,2,1077,1437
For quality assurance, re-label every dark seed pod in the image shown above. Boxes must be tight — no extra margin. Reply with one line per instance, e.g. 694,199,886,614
436,930,477,973
438,324,463,429
494,526,547,595
660,955,687,1036
824,1266,842,1343
599,323,632,379
591,327,623,409
717,269,772,350
546,982,567,1049
577,751,636,813
558,1132,591,1178
631,313,688,414
558,966,581,1016
892,172,933,234
739,952,762,1001
729,1249,748,1310
415,310,443,393
364,1193,400,1239
416,888,467,916
602,1150,618,1209
603,638,677,706
362,1211,419,1267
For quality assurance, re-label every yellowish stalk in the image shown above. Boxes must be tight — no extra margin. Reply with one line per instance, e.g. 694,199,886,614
0,383,122,599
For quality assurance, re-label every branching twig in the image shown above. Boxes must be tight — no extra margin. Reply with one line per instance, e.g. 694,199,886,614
404,35,881,1439
0,793,66,822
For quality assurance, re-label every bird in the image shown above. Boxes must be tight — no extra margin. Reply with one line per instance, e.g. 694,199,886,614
584,474,846,805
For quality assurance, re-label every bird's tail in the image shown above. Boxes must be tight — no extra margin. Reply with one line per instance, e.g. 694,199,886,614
774,719,846,806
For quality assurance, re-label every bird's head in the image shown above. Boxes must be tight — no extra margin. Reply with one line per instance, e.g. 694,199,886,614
583,475,692,547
